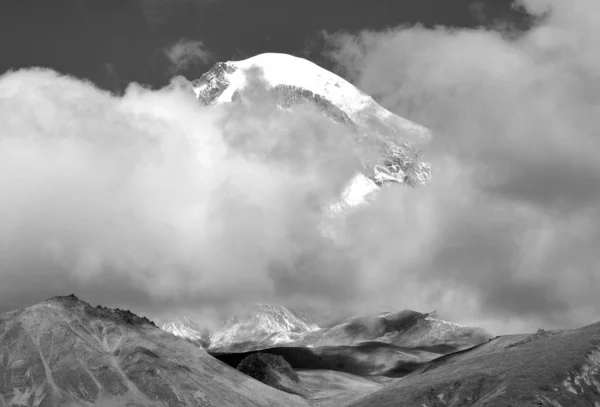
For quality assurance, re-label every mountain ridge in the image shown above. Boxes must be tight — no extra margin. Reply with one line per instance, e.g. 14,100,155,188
208,303,321,352
0,295,311,407
347,323,600,406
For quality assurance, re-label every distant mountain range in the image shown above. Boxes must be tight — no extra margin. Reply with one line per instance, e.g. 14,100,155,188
160,305,491,355
207,307,493,380
4,295,600,407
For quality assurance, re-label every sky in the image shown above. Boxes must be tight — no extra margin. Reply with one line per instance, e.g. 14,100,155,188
1,0,599,335
0,0,531,91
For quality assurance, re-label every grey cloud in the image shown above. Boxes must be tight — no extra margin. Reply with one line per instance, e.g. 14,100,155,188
324,0,600,333
0,66,370,326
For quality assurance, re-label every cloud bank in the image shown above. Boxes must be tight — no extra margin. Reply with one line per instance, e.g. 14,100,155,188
0,68,367,326
2,0,599,334
325,0,600,333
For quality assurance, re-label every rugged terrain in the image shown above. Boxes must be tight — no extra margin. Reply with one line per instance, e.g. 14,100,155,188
314,310,491,351
236,353,309,397
0,295,310,407
212,342,437,378
211,319,489,379
210,311,490,378
205,307,490,375
160,317,211,348
165,305,490,355
208,304,320,353
348,324,600,407
3,296,600,407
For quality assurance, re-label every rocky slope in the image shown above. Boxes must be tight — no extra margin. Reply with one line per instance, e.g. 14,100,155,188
348,323,600,407
213,342,439,378
163,305,489,357
0,295,310,407
4,297,597,407
316,310,492,353
160,317,210,348
208,303,320,353
211,310,491,378
236,353,309,397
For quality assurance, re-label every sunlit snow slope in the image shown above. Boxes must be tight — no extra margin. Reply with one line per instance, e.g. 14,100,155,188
209,304,321,352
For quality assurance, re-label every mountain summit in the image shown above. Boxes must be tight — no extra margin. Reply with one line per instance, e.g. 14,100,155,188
192,53,432,189
209,304,320,353
161,317,211,348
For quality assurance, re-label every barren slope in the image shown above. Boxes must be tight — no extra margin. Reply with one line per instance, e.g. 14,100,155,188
0,295,310,407
349,323,600,407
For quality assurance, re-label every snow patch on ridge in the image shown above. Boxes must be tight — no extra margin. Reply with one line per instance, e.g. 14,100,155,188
161,317,209,345
425,317,468,329
208,304,320,351
329,172,380,215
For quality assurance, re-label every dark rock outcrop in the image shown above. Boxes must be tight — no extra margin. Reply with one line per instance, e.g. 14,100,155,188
47,294,157,328
237,353,308,397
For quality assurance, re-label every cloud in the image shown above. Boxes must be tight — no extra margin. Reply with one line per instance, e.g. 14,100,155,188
164,39,213,74
324,0,600,333
0,66,367,327
3,0,599,335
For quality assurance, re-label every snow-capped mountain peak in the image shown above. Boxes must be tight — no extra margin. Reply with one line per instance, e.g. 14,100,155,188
250,303,320,333
191,53,432,189
208,303,320,352
161,316,210,346
194,53,428,141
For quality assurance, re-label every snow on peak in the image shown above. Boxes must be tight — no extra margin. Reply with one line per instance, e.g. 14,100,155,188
193,53,431,146
205,53,371,117
161,317,209,345
192,53,432,228
424,317,467,329
208,303,320,351
252,303,320,333
328,172,380,215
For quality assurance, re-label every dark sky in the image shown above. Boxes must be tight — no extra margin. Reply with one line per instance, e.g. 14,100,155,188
0,0,531,91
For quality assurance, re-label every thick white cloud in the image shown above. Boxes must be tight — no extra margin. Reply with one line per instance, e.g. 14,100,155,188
0,68,364,325
325,0,600,333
